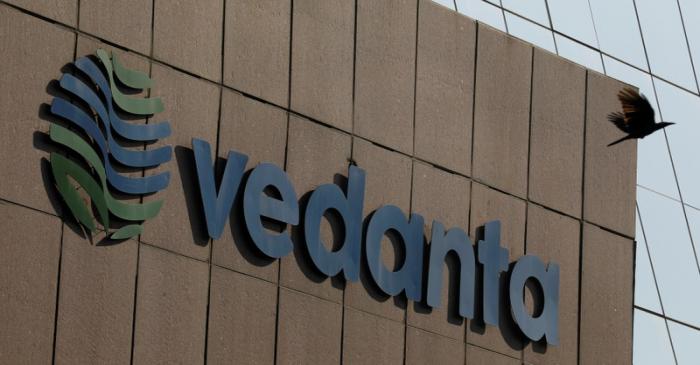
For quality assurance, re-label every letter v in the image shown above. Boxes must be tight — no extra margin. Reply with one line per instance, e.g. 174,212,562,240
192,138,249,239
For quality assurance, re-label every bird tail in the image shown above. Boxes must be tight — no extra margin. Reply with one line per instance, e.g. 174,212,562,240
607,135,634,147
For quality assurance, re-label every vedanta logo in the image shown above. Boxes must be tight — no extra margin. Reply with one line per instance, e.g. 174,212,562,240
47,49,171,240
192,139,560,346
41,49,559,347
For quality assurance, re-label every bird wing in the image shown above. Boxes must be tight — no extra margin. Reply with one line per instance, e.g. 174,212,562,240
618,87,655,129
607,112,630,133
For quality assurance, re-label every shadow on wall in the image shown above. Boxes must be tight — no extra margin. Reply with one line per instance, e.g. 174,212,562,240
174,145,209,246
36,65,89,242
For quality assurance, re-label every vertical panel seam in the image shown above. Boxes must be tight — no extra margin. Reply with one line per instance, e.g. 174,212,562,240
202,0,227,362
576,70,589,365
129,0,155,363
274,1,295,364
521,45,535,363
50,223,65,365
404,1,421,363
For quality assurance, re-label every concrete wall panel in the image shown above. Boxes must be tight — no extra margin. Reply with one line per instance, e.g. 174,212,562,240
225,0,290,107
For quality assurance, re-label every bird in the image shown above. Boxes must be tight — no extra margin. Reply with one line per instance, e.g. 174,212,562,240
607,87,674,147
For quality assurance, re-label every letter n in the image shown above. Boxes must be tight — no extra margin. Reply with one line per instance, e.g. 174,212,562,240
426,221,476,319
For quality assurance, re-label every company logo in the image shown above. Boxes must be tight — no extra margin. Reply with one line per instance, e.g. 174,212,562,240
40,49,559,346
192,139,560,345
47,49,171,240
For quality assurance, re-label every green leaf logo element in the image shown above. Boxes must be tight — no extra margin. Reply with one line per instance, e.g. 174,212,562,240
48,49,172,241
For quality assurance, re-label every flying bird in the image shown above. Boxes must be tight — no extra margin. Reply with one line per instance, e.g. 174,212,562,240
607,88,674,147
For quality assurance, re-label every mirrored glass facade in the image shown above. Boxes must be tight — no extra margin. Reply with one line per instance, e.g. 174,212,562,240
432,1,700,363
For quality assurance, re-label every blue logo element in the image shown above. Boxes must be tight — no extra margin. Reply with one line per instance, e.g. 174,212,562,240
48,49,171,240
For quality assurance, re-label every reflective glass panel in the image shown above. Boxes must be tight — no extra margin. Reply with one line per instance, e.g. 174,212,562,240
501,0,549,27
635,0,697,91
504,13,555,53
602,56,659,111
633,309,675,365
654,78,700,208
603,56,678,200
635,210,663,313
668,320,700,365
455,0,506,32
588,0,647,70
545,0,598,47
682,206,700,267
431,0,456,11
637,188,700,327
554,34,603,73
633,310,676,365
678,0,700,89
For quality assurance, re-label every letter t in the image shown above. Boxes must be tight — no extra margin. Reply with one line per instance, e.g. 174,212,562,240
478,221,509,326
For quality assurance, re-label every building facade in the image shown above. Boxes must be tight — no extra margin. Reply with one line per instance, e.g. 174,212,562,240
1,1,640,364
433,1,700,364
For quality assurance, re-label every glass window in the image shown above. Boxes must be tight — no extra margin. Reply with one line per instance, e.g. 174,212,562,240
633,310,676,365
504,13,556,53
683,206,700,267
603,56,679,200
655,79,700,208
635,210,663,313
588,0,648,70
635,0,697,91
546,0,598,47
678,0,700,90
554,34,603,73
501,0,549,27
431,0,456,11
637,188,700,327
602,56,658,116
455,0,506,32
668,320,700,365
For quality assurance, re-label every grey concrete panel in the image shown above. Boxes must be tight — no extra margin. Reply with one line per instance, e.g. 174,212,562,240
415,0,476,175
584,72,637,237
579,224,634,365
529,49,586,218
472,24,532,198
132,245,209,365
291,0,354,131
407,161,470,340
141,63,220,261
6,0,77,25
280,115,351,302
0,204,62,364
207,266,277,365
342,308,405,365
276,288,342,365
523,204,580,365
54,231,137,365
468,183,526,358
154,0,223,81
354,0,417,154
224,0,290,107
406,326,465,365
79,0,152,54
0,5,75,214
345,138,412,322
212,89,288,282
466,344,520,365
